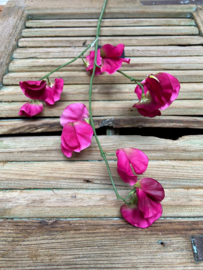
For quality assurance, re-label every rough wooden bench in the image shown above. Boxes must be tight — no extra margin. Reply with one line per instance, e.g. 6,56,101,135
0,0,203,268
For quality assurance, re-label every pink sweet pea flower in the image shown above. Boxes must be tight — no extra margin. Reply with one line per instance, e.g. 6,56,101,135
19,78,64,105
60,103,93,158
45,78,64,106
121,203,162,229
18,101,43,117
20,80,47,100
121,178,165,228
116,148,148,186
133,72,180,117
86,44,130,75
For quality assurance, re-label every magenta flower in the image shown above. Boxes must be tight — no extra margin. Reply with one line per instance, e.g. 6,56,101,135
18,101,43,117
86,44,130,75
121,178,165,228
133,72,180,117
121,203,162,229
20,80,47,100
19,78,64,105
116,148,148,186
60,103,93,158
45,78,64,106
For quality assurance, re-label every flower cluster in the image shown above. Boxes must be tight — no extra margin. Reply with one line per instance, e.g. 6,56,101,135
18,42,180,229
19,78,64,117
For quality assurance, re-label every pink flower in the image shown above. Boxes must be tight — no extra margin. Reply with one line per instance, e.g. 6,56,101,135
86,44,130,75
133,72,180,117
60,103,93,158
121,178,165,228
20,80,47,100
18,101,43,117
116,148,148,186
45,78,64,106
19,78,64,105
121,203,162,229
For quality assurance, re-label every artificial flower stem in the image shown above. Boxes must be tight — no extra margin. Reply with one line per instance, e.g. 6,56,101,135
117,70,144,94
39,40,97,80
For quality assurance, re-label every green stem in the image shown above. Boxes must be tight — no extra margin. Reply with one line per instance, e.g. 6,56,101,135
38,38,98,81
88,0,129,203
117,70,144,94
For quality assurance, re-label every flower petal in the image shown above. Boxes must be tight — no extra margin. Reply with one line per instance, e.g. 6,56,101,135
73,121,93,152
100,44,125,58
124,148,148,174
101,58,130,74
139,178,165,202
86,50,102,73
19,80,47,100
61,122,80,151
18,102,43,117
45,78,64,105
137,188,162,218
60,103,89,127
121,203,162,228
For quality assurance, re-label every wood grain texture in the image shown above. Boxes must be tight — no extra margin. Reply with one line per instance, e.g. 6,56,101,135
26,18,196,27
0,4,26,83
1,100,203,118
0,219,202,269
13,46,203,58
0,188,202,218
1,83,202,101
0,135,202,161
0,160,202,189
8,57,203,72
21,26,199,37
4,71,203,85
18,36,203,47
1,116,203,135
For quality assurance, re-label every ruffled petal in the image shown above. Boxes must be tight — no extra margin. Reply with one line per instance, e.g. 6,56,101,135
139,178,165,202
19,80,46,100
45,78,64,106
101,58,130,74
124,148,148,174
60,103,89,127
137,189,163,218
18,102,43,117
121,203,162,228
73,121,93,152
100,44,125,58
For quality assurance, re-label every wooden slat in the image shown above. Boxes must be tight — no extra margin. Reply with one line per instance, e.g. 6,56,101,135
1,116,203,135
1,83,202,101
13,46,203,59
0,188,202,218
8,57,203,72
26,18,196,28
18,36,203,47
21,26,199,37
0,100,203,118
0,135,202,161
4,71,203,85
193,7,203,36
0,160,202,189
0,219,202,269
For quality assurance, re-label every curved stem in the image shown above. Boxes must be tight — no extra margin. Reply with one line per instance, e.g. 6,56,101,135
117,70,144,94
39,39,97,81
88,0,129,203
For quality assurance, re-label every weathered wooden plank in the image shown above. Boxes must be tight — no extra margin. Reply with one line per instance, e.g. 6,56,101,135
1,116,203,135
0,135,202,161
4,71,203,85
0,100,203,118
9,57,203,72
0,219,202,269
0,188,202,218
0,160,202,189
193,7,203,36
26,18,196,28
0,4,27,83
18,36,203,47
13,46,203,59
1,83,202,101
22,27,199,37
